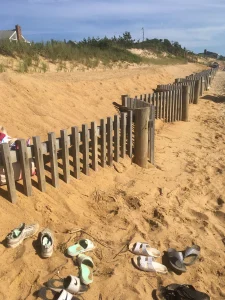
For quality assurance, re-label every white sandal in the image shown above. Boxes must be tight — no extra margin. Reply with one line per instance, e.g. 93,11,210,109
57,290,73,300
47,275,88,294
133,256,168,274
129,242,160,257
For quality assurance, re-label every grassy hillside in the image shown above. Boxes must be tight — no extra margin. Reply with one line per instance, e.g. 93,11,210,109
0,32,195,72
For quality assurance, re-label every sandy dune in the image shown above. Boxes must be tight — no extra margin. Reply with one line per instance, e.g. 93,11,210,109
0,64,224,300
0,63,204,140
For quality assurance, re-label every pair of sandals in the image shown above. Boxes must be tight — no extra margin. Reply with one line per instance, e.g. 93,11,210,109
168,245,200,273
158,284,210,300
129,242,168,274
43,239,95,299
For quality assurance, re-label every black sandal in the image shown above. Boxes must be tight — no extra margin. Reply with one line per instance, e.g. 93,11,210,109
160,284,210,300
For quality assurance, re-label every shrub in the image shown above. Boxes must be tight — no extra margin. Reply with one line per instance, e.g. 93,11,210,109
41,62,48,73
0,63,5,72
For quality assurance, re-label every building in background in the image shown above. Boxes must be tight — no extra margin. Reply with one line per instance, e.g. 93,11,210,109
0,25,30,43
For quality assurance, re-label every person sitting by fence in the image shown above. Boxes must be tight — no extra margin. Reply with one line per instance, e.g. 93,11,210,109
0,126,30,149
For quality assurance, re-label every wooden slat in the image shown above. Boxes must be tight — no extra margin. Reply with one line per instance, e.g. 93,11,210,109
48,132,59,188
152,93,156,106
100,119,106,168
107,117,113,166
169,90,173,122
172,90,175,122
155,93,159,119
33,136,46,192
71,126,80,179
114,115,120,162
175,90,178,121
127,110,133,158
180,88,183,120
0,143,17,203
159,92,162,119
127,97,131,108
82,124,89,175
149,106,155,164
162,92,165,120
121,112,127,158
60,129,70,183
122,95,128,107
17,139,32,196
91,122,98,171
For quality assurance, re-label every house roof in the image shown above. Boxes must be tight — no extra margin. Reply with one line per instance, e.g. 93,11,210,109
0,30,15,40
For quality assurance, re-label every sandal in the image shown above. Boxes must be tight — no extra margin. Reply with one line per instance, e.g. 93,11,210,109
129,242,160,257
47,275,88,294
77,254,95,285
160,284,210,300
167,248,186,273
38,287,78,300
57,290,74,300
183,245,200,266
133,256,168,274
67,239,95,257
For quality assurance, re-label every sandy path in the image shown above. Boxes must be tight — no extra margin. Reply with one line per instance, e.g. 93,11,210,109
0,66,225,300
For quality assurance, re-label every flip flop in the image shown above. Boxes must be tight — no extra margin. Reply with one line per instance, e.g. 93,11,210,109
77,254,94,285
183,245,200,266
47,275,88,294
67,239,95,257
161,284,210,300
129,242,160,257
167,248,186,273
132,256,168,274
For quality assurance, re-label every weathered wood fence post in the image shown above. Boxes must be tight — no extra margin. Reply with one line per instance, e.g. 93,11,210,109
149,106,155,165
193,80,200,104
200,77,204,96
182,85,190,122
0,143,17,203
134,107,150,168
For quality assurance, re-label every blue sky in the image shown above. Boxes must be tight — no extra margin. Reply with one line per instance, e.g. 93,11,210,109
1,0,225,54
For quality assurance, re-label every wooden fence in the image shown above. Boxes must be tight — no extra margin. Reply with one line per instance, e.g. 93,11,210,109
0,108,155,203
0,66,219,204
128,67,219,122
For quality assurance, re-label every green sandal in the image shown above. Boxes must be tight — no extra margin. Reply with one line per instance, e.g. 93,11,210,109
77,254,94,285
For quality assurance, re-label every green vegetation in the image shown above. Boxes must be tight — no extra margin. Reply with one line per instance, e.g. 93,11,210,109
0,32,194,70
0,63,5,73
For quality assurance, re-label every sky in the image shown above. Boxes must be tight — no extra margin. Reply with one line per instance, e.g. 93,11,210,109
1,0,225,54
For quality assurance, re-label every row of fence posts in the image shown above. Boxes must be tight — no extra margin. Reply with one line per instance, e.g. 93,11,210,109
0,105,155,203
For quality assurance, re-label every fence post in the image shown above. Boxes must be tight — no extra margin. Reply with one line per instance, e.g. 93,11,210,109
71,126,80,179
193,80,200,104
60,129,70,183
149,106,155,165
48,132,59,188
200,77,204,96
17,139,32,196
182,85,190,122
175,78,181,83
134,107,150,168
208,74,212,88
0,143,17,203
33,136,46,192
121,95,128,106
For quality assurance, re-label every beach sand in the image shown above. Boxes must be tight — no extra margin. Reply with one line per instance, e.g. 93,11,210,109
0,64,224,300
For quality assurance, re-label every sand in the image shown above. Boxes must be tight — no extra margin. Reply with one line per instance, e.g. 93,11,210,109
0,63,224,300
